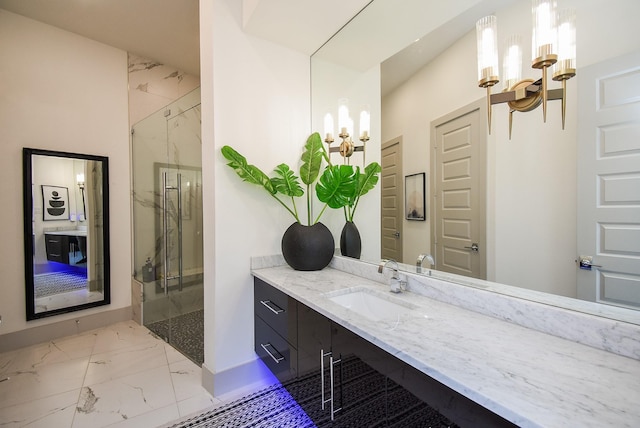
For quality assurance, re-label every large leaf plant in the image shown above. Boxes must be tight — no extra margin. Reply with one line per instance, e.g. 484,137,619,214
339,161,382,223
221,132,360,225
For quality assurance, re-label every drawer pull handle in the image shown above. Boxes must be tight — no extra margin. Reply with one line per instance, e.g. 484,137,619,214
260,300,284,314
260,343,284,363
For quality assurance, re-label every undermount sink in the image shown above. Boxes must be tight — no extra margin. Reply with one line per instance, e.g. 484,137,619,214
326,288,418,322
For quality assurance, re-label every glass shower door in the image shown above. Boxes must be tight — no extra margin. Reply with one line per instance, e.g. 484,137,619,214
132,88,203,365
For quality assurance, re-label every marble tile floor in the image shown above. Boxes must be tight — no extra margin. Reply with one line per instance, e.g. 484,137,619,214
0,321,271,428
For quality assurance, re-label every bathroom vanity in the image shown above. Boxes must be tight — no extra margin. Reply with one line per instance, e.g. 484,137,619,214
252,256,640,427
44,229,87,265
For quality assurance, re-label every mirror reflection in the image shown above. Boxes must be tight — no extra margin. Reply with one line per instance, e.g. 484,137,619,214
311,0,640,315
23,148,110,320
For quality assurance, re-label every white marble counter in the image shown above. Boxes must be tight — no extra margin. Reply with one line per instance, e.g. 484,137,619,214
252,259,640,428
44,229,87,237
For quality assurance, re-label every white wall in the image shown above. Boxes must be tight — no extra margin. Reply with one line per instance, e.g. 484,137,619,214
201,0,312,384
382,0,640,297
0,10,131,334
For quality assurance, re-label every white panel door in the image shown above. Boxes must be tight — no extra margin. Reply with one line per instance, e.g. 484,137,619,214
381,138,403,261
577,50,640,309
432,103,486,279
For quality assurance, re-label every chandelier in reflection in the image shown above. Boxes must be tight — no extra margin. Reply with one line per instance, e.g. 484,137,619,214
476,0,576,138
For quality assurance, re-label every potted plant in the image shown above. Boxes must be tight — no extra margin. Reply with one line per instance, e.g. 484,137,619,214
221,132,357,270
339,161,382,259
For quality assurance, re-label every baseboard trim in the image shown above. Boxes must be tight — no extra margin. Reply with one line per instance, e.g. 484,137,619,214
0,306,132,353
202,357,277,397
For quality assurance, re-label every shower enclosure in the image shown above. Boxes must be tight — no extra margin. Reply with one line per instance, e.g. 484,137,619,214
132,88,203,365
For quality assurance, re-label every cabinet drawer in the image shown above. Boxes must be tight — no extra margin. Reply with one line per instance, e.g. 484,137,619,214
254,278,297,346
254,315,297,382
45,234,66,263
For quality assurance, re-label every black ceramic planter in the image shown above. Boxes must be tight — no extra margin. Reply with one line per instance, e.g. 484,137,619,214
281,222,334,271
340,221,361,259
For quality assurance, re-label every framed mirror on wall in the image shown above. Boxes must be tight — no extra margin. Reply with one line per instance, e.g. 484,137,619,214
23,148,110,320
311,0,640,320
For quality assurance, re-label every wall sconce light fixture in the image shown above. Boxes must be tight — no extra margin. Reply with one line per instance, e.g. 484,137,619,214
323,98,370,163
76,173,86,217
476,0,576,138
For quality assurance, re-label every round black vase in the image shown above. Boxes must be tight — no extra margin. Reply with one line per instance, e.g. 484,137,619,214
340,221,361,259
281,222,334,271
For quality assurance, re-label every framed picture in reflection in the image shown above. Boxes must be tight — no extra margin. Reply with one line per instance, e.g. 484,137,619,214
405,173,425,221
42,185,70,221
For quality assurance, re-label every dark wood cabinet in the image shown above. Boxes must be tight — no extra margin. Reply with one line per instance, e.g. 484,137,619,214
44,232,87,265
45,234,67,263
254,277,516,428
253,278,298,382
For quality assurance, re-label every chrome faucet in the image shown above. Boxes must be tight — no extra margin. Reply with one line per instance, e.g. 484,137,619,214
378,259,406,293
416,253,435,275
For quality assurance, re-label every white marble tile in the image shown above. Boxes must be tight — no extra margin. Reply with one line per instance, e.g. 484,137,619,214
72,365,176,428
91,321,159,355
51,330,98,360
0,356,89,409
0,389,78,428
176,392,218,418
169,359,205,402
0,331,96,376
0,318,271,428
84,340,168,386
106,403,181,428
164,342,188,365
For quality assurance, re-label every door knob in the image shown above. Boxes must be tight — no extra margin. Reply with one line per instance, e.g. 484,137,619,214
464,243,479,252
578,255,602,270
393,232,400,238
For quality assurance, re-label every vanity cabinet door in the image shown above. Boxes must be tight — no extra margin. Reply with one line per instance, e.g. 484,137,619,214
254,278,297,347
329,322,388,426
254,315,297,381
45,234,68,264
254,278,298,382
294,302,331,424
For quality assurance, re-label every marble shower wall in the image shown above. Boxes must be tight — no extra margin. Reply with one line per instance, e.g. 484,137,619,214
128,53,200,126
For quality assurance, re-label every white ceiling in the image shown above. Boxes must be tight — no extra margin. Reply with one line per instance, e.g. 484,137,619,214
0,0,201,75
0,0,371,77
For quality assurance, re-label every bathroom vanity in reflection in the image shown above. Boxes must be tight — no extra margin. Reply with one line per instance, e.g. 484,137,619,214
252,256,640,427
44,230,87,265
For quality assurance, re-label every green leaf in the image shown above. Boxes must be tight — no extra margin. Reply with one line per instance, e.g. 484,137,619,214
299,132,324,186
271,164,304,197
316,165,358,209
221,145,275,194
355,162,381,201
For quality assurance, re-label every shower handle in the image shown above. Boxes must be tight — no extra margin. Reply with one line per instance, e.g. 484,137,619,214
162,172,169,296
177,173,183,292
162,172,184,295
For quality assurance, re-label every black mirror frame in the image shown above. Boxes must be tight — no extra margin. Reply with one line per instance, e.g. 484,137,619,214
23,148,111,320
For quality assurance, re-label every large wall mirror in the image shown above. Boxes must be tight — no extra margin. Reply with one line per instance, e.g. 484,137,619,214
312,0,640,322
23,148,110,320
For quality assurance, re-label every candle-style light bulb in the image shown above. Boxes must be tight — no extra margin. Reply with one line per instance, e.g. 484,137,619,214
503,35,522,91
323,113,334,142
338,98,349,137
359,107,370,141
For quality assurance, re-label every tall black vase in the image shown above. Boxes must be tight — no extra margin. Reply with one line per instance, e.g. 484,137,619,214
340,221,361,259
281,222,334,271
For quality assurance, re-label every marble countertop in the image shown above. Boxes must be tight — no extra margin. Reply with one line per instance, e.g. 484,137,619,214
252,262,640,428
44,229,87,236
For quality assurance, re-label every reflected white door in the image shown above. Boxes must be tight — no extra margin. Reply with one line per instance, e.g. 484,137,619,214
432,101,486,279
381,138,403,261
576,51,640,309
